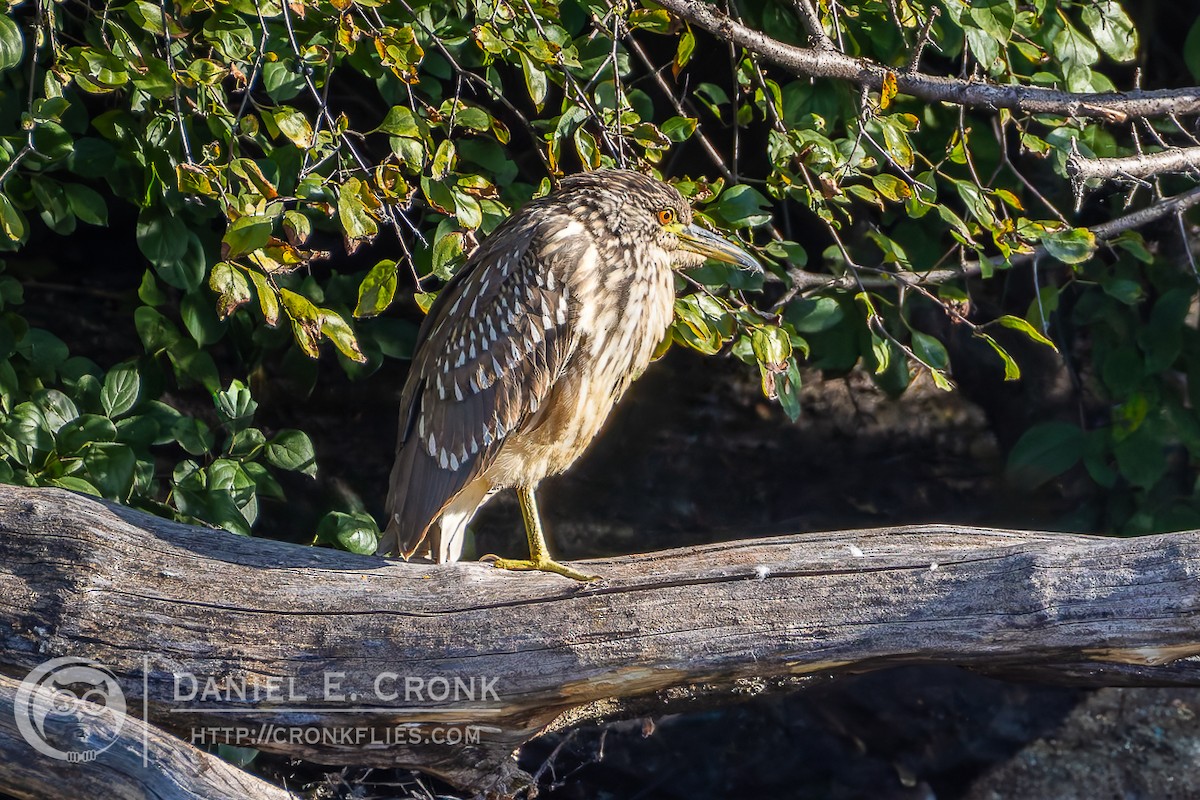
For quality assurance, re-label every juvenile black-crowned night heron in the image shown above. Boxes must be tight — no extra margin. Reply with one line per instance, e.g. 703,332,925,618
380,169,761,580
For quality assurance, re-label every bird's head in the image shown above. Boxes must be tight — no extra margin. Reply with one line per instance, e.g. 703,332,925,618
556,169,763,273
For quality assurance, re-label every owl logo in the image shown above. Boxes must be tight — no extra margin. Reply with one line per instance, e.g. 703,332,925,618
14,657,127,762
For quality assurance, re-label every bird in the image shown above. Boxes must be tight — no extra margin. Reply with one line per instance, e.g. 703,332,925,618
379,169,762,580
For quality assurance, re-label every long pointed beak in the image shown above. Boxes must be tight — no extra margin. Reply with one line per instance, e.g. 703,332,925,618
677,223,763,272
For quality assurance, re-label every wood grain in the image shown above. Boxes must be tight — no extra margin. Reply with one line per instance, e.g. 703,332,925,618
1,485,1198,793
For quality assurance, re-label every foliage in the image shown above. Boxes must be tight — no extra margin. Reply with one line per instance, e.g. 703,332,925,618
0,0,1197,541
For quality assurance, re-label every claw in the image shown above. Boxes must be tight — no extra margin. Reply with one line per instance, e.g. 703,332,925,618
483,554,599,582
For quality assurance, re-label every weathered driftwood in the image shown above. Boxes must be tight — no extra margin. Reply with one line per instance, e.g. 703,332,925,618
0,672,294,800
1,485,1199,795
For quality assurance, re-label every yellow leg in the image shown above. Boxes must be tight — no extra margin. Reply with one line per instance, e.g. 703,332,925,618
484,485,598,581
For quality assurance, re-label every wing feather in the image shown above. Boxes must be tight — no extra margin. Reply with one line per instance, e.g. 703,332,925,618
380,215,581,559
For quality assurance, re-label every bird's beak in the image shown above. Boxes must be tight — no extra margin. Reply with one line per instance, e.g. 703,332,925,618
676,223,763,272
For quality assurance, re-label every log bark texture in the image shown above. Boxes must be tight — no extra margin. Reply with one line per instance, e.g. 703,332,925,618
1,485,1199,795
0,672,295,800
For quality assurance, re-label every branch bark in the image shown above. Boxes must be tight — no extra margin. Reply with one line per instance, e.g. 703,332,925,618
784,183,1200,290
2,485,1199,795
655,0,1200,121
1067,146,1200,185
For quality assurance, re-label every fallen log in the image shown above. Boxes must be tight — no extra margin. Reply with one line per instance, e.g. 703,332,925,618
0,671,295,800
0,485,1198,795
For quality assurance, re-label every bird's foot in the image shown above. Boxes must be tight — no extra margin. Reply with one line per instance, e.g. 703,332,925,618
481,554,599,582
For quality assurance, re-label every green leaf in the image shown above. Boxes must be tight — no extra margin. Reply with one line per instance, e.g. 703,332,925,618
784,297,844,333
135,306,182,353
222,215,273,260
17,329,69,374
1101,277,1142,306
265,429,317,476
0,194,28,242
317,511,379,554
1052,19,1100,69
5,402,52,453
674,25,696,72
375,105,423,138
214,380,257,432
662,116,698,142
1187,18,1200,82
1041,227,1096,264
355,260,398,318
1113,426,1166,490
56,414,118,454
181,293,225,345
1081,0,1137,63
910,331,949,370
282,210,312,245
996,315,1058,351
83,442,136,500
138,271,166,307
34,389,79,433
431,139,456,180
262,60,305,102
714,185,772,228
50,477,101,497
0,15,24,74
136,208,189,271
246,270,280,327
64,184,108,226
227,427,266,457
201,489,253,536
977,332,1020,380
518,51,548,109
1007,422,1085,489
101,362,141,418
172,417,215,455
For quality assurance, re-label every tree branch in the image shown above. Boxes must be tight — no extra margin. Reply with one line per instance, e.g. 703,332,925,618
785,183,1200,291
785,0,833,50
655,0,1200,122
1067,146,1200,185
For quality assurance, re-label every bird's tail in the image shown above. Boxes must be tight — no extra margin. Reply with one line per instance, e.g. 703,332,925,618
380,445,493,564
378,438,434,560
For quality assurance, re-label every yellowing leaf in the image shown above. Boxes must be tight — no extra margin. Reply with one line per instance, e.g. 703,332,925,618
337,177,381,254
273,107,314,148
320,310,366,362
880,70,897,109
246,270,280,327
208,261,252,320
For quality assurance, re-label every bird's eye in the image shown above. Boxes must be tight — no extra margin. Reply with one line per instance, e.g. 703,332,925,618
656,208,676,226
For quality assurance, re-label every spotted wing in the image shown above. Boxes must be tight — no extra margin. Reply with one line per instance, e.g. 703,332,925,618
381,220,579,559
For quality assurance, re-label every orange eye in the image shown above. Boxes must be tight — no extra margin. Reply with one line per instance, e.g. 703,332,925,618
657,208,676,225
